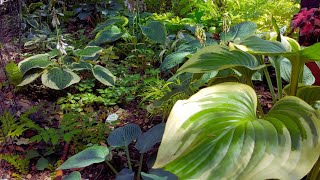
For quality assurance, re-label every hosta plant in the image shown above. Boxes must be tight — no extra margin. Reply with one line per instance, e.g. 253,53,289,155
153,21,320,179
17,46,116,90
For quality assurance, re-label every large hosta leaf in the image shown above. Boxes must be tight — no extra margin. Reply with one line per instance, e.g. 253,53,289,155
18,69,44,87
284,84,320,108
107,123,142,147
141,21,166,45
135,123,165,153
74,46,103,57
93,16,128,33
220,22,257,42
92,65,116,86
177,45,265,78
154,83,320,180
41,67,80,90
89,25,123,46
57,146,109,170
18,54,52,75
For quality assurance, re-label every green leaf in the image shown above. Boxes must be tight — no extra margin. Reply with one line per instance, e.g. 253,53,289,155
284,84,320,108
280,59,315,85
237,36,288,54
220,22,257,42
41,67,80,90
57,146,109,170
142,169,178,180
68,61,92,71
160,52,191,72
107,123,142,147
177,45,265,78
62,171,81,180
18,69,43,87
116,168,135,180
89,25,123,46
74,46,103,57
141,21,167,45
36,157,49,170
5,61,23,86
135,123,165,153
26,150,41,159
93,16,128,33
18,54,52,75
154,82,320,180
92,65,116,86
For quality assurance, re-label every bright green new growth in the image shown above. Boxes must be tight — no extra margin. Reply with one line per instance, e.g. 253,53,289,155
154,83,320,180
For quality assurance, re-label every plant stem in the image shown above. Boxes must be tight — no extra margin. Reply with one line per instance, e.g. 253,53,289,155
248,80,264,118
258,55,277,104
274,60,283,99
105,160,118,175
137,153,144,180
125,146,132,170
289,62,302,96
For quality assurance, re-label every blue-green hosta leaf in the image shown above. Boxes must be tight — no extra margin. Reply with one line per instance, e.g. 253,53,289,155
36,157,48,170
280,59,315,85
135,123,165,153
107,123,142,147
154,82,320,180
18,54,52,75
18,69,44,87
57,146,109,170
160,52,191,72
116,168,135,180
68,61,92,71
93,16,128,33
92,65,116,86
89,25,123,46
237,36,288,54
62,171,81,180
74,46,103,57
141,21,167,45
41,67,80,90
177,45,265,78
141,169,178,180
220,22,257,42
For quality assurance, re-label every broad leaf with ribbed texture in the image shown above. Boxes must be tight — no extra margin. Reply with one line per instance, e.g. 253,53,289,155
89,25,123,46
57,146,109,170
220,22,257,42
93,16,128,33
284,84,320,108
177,45,265,78
18,54,52,75
92,65,116,86
160,52,191,71
141,21,166,45
154,83,320,180
107,123,142,147
74,46,103,57
135,123,165,153
41,67,80,90
18,69,44,87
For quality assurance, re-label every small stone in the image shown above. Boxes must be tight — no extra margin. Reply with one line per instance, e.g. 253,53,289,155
26,174,32,179
106,113,118,123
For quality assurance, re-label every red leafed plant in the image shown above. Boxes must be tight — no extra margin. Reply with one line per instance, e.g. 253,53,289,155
291,7,320,36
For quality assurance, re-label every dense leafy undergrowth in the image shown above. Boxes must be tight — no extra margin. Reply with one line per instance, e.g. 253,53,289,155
2,0,320,180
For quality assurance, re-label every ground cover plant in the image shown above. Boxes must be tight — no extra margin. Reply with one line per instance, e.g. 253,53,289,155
2,0,320,180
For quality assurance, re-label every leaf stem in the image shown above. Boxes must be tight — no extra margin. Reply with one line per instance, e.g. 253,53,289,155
125,146,132,170
258,55,276,104
105,160,118,175
137,153,144,180
248,80,264,117
289,62,302,96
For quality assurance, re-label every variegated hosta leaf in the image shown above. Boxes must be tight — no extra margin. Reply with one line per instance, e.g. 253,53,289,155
41,67,80,90
18,54,52,75
73,46,103,57
18,69,44,87
284,84,320,108
92,65,116,86
68,61,92,71
177,45,265,78
154,82,320,180
88,25,123,46
93,16,128,33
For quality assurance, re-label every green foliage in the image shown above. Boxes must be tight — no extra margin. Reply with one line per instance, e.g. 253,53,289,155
5,61,23,86
0,154,30,174
154,83,320,179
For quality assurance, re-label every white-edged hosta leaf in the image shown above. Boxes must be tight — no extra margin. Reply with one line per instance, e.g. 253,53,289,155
18,69,44,86
92,65,116,86
141,21,167,45
68,61,92,71
41,67,80,90
57,146,109,170
220,22,257,42
280,58,315,85
18,54,52,75
62,171,81,180
135,123,165,153
107,123,142,147
88,25,123,46
283,84,320,108
74,46,103,57
154,82,320,180
177,45,265,78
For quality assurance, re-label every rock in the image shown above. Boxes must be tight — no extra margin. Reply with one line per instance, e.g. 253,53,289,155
26,174,32,179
